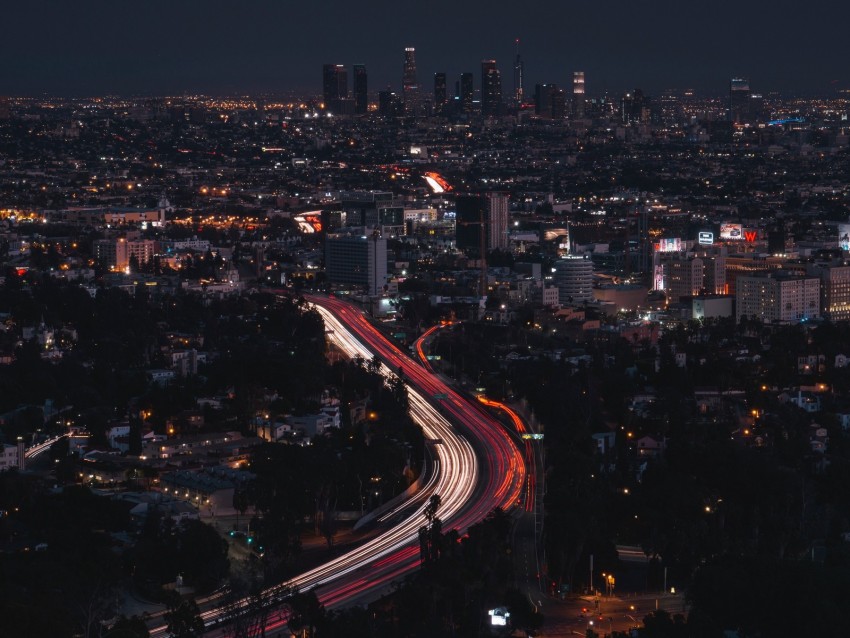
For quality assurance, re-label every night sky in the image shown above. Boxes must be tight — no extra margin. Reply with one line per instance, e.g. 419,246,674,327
3,0,848,97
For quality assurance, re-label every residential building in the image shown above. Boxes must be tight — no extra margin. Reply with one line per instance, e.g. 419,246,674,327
736,272,820,323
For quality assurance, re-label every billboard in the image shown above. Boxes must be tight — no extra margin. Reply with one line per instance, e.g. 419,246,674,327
720,223,743,240
656,237,682,252
840,224,850,251
653,264,665,291
698,231,714,245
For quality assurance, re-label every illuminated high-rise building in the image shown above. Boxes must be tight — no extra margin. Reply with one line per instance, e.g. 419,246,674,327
402,47,420,115
481,60,502,117
460,73,474,113
434,73,447,114
352,64,368,114
485,193,509,251
573,71,586,118
513,39,524,107
325,231,388,296
555,255,594,304
455,193,509,252
729,77,750,124
322,64,348,108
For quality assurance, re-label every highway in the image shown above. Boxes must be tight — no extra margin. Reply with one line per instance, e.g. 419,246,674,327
305,295,527,606
150,294,526,636
24,433,68,460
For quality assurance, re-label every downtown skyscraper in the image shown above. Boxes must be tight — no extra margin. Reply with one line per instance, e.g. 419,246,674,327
402,47,420,115
460,72,474,113
481,60,502,117
434,72,447,115
729,77,751,124
573,71,586,118
513,40,524,107
322,64,348,108
353,64,368,114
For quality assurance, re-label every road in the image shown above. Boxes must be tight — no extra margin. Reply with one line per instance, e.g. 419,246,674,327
150,294,527,636
306,294,527,607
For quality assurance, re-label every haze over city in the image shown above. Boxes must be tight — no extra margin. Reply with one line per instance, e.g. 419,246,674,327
3,0,849,96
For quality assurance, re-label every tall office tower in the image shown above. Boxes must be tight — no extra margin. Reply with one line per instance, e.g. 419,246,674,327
402,47,420,115
0,96,10,120
434,73,447,114
455,195,488,296
513,39,524,107
485,193,509,251
378,90,404,116
456,195,485,255
535,84,565,119
554,255,594,304
749,91,765,123
535,84,556,117
322,64,348,108
551,88,567,120
573,71,586,118
352,64,368,114
695,245,728,295
481,60,502,117
729,77,750,124
456,193,509,251
325,231,388,296
621,88,646,123
460,72,474,113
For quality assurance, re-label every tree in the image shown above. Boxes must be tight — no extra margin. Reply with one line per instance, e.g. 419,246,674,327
419,494,442,565
105,615,150,638
287,590,326,638
174,519,230,593
233,488,249,532
164,593,204,638
640,609,688,638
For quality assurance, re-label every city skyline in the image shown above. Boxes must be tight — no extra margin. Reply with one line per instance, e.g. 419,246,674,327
2,0,849,97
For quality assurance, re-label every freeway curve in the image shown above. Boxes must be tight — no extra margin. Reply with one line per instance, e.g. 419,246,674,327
152,294,526,635
305,294,527,607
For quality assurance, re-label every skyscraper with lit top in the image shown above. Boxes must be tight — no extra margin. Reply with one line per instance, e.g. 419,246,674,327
573,71,585,117
402,47,420,115
481,60,502,117
322,64,348,108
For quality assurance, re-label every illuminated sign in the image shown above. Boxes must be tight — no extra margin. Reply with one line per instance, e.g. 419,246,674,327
653,264,665,291
743,230,757,242
720,223,743,240
423,171,452,193
293,211,323,233
656,238,682,253
840,224,850,251
698,231,714,245
488,609,510,627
